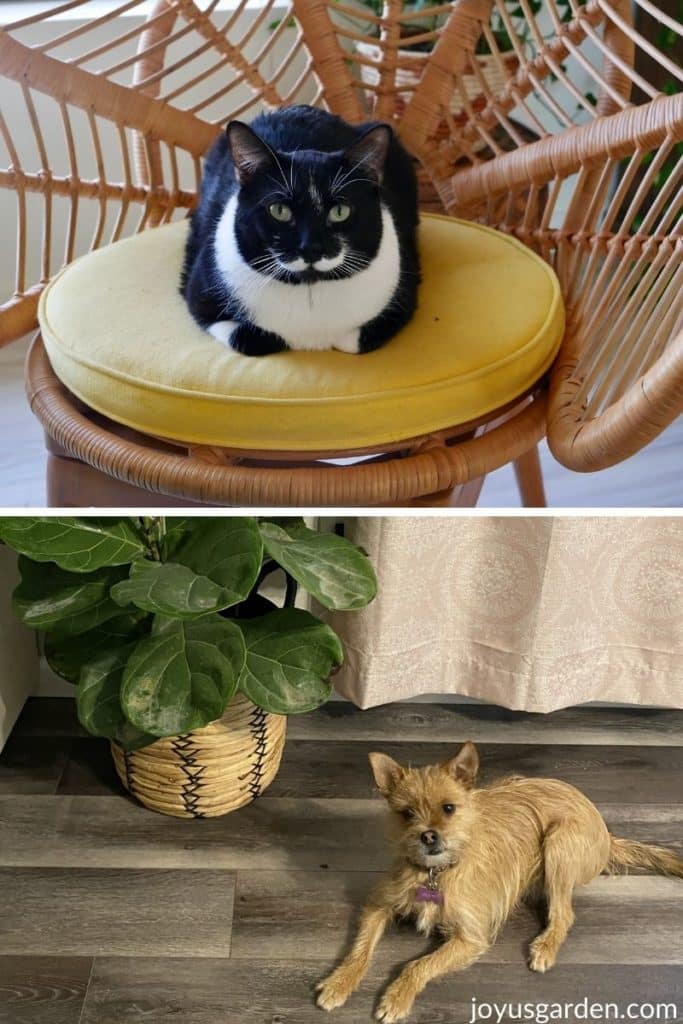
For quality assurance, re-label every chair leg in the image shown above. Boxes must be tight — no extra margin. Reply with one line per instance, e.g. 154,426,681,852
513,445,547,507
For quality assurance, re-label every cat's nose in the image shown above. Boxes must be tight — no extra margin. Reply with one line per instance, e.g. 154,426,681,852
299,242,324,264
421,830,439,847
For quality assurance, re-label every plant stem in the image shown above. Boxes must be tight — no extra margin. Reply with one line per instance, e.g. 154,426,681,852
140,517,162,562
284,572,298,609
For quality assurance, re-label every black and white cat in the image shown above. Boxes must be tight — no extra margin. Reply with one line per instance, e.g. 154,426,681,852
181,105,420,356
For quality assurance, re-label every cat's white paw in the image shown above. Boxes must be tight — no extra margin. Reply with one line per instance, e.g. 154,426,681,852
333,328,361,354
207,320,238,346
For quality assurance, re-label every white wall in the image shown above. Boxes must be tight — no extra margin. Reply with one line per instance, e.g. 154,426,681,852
0,546,40,749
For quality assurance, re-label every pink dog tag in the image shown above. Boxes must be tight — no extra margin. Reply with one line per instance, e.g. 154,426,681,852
415,885,443,904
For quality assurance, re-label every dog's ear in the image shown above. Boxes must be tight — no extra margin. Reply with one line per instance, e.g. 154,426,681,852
369,752,405,795
442,741,479,788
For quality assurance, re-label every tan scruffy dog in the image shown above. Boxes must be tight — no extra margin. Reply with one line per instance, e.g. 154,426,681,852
316,742,683,1023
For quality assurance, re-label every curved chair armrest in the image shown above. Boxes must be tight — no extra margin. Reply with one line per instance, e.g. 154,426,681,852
450,94,682,212
548,323,682,472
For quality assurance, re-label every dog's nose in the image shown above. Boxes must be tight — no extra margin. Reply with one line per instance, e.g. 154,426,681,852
421,830,439,847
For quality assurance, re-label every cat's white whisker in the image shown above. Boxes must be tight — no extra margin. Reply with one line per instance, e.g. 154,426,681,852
334,155,367,190
260,143,291,197
266,175,291,199
331,178,375,194
261,189,290,205
269,149,292,196
329,165,347,194
250,250,292,280
340,254,370,275
276,255,309,273
313,246,347,272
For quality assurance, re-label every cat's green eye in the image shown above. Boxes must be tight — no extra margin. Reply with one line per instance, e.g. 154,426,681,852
328,203,351,224
269,202,293,223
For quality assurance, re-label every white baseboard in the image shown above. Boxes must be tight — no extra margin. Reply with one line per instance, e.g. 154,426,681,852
33,680,662,712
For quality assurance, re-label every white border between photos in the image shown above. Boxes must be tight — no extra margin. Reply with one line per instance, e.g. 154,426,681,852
1,507,681,517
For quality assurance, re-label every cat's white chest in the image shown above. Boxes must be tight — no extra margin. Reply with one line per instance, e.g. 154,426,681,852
213,195,401,351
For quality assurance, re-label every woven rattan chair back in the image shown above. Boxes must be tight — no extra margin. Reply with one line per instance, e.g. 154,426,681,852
1,0,681,476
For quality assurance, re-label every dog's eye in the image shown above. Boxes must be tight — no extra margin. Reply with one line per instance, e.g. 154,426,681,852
442,803,455,816
401,808,415,821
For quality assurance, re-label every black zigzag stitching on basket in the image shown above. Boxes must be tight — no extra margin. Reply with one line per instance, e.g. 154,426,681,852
171,733,206,818
248,706,269,799
123,749,136,797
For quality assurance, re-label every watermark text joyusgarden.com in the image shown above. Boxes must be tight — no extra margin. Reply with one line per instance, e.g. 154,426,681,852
468,997,678,1023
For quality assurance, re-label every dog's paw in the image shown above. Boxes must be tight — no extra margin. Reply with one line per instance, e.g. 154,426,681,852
315,968,358,1011
375,977,415,1023
528,937,557,974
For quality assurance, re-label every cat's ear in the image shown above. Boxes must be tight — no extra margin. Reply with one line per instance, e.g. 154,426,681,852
226,121,275,184
344,124,392,184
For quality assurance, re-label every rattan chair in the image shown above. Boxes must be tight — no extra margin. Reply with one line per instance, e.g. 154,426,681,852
1,0,681,507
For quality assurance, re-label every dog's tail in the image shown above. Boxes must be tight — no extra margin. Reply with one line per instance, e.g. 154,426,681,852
608,836,683,878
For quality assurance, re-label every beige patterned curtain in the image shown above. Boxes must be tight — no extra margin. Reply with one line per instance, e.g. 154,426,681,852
326,517,683,712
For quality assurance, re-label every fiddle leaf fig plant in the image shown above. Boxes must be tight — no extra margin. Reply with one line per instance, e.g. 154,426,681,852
0,516,376,750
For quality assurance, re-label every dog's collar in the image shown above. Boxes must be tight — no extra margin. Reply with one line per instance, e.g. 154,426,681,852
407,859,449,879
414,865,446,905
426,865,445,888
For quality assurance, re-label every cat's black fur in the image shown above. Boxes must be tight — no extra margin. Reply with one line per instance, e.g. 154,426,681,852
181,105,420,356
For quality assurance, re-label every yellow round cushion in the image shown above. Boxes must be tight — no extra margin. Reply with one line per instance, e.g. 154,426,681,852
39,213,564,452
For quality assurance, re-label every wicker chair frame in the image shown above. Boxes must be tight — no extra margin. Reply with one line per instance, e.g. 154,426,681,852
1,0,681,506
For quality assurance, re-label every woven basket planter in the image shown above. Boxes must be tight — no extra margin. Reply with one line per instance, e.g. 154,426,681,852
111,693,287,818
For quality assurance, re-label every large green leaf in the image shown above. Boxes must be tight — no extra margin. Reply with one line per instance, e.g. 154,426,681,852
0,517,145,572
174,518,264,600
111,560,230,620
44,612,149,684
121,615,246,736
238,608,343,715
259,521,377,610
12,557,127,636
112,518,263,618
77,644,156,750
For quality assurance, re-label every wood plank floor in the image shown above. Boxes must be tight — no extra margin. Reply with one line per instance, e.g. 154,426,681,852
2,337,683,508
0,699,681,1023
